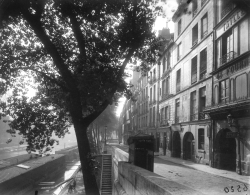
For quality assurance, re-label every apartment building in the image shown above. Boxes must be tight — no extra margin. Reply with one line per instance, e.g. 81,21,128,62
169,0,213,165
204,0,250,174
158,39,175,156
118,0,250,175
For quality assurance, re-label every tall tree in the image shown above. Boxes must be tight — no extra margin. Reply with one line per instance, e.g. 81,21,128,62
0,0,162,194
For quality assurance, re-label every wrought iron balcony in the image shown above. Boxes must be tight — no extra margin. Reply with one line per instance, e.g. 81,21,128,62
199,112,206,120
160,119,169,126
193,9,198,17
175,116,179,124
176,83,180,92
220,51,237,66
190,113,198,121
221,3,235,19
201,0,207,7
149,76,157,85
192,39,198,47
191,73,197,84
201,30,208,39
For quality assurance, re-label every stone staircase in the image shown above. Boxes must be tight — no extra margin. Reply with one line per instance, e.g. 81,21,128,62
101,155,112,195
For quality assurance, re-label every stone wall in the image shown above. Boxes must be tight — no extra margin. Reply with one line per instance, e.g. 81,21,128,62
115,161,202,195
110,146,202,195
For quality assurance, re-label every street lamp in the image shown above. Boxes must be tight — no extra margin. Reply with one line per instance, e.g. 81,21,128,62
227,114,242,175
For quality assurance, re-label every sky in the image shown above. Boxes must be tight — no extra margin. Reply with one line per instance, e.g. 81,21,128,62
115,0,178,117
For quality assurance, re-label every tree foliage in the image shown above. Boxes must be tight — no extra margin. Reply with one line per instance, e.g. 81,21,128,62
0,0,163,194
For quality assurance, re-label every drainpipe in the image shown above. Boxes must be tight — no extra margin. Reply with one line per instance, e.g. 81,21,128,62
211,0,217,168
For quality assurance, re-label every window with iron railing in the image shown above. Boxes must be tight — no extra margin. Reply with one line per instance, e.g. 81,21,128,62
175,99,180,123
178,19,182,36
201,14,208,39
220,79,229,104
163,56,166,73
190,113,198,121
220,51,237,66
221,3,235,19
190,91,196,121
199,87,206,120
192,24,198,47
198,129,205,150
191,56,197,84
201,0,207,7
176,69,181,92
177,42,182,61
200,48,207,80
192,0,198,17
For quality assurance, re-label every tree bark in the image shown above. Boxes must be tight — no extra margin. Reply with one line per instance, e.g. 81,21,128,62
73,119,100,195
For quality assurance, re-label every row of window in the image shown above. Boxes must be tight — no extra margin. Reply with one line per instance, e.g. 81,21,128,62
216,18,249,68
214,73,250,104
176,47,207,93
177,13,208,61
175,87,206,123
177,0,208,37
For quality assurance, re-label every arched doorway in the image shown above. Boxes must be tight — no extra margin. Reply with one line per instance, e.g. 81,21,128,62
183,132,194,160
172,131,181,158
214,129,236,171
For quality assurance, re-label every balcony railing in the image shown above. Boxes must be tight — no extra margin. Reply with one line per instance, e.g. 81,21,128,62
160,119,169,126
201,0,207,7
176,83,180,92
221,3,235,19
177,55,181,61
201,30,208,39
192,38,198,47
191,73,197,84
220,51,237,66
175,116,179,124
193,9,198,17
190,113,198,121
198,112,207,120
149,76,157,85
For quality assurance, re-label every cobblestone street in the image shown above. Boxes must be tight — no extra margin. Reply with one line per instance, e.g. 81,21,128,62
154,157,250,195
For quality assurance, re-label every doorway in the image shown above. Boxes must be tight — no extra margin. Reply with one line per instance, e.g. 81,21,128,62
172,131,181,158
214,128,236,171
183,132,194,160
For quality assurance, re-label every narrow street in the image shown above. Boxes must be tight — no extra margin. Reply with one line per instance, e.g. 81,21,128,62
114,144,250,195
154,157,250,195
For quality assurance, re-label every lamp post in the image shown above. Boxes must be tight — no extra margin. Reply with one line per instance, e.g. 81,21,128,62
227,114,242,175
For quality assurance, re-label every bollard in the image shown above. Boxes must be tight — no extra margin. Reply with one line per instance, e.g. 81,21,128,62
35,190,38,195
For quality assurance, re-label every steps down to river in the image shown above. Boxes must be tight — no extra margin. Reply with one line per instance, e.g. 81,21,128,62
101,155,112,195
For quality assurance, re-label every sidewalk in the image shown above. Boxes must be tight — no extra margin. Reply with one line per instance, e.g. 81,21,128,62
157,155,250,185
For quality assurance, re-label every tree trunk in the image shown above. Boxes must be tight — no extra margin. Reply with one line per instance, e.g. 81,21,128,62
74,120,100,195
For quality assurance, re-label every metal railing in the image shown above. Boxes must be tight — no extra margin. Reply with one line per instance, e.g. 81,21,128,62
220,51,237,66
191,73,197,84
221,3,235,19
149,76,157,85
192,39,198,47
175,116,179,124
199,112,206,120
190,113,198,121
193,9,198,17
201,0,207,7
176,83,180,92
160,119,169,126
201,30,208,39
